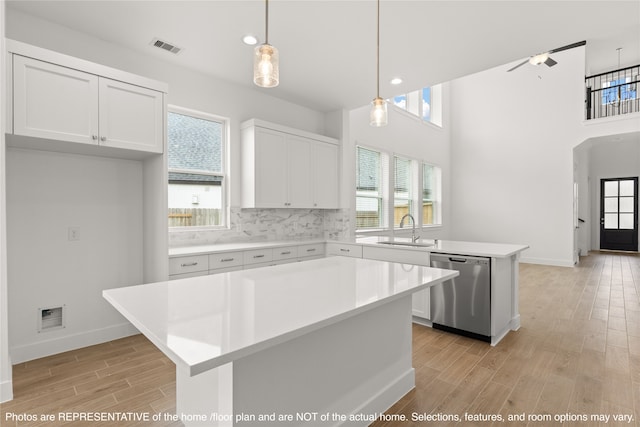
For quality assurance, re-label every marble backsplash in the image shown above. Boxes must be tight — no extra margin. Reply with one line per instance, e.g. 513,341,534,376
169,208,351,247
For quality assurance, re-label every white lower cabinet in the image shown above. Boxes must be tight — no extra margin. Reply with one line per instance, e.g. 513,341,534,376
297,243,325,259
361,246,431,320
326,242,363,258
169,242,327,279
169,254,208,279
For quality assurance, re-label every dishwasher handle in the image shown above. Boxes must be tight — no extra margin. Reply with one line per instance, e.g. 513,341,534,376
448,257,468,263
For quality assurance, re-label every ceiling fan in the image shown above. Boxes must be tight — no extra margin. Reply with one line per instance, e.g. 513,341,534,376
507,40,586,72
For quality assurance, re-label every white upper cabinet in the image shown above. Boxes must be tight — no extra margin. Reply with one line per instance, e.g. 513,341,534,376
98,78,163,153
241,119,340,209
312,141,339,208
8,41,166,156
13,55,99,145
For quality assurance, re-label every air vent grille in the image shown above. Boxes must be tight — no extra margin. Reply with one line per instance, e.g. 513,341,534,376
151,38,182,55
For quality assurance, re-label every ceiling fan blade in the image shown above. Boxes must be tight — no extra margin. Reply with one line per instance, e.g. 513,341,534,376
507,59,529,72
544,57,558,67
548,40,586,54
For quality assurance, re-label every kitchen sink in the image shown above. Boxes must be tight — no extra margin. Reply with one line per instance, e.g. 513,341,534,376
376,241,435,248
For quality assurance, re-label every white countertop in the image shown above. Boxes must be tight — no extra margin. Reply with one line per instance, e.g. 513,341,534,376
169,238,325,257
353,236,529,258
104,257,457,376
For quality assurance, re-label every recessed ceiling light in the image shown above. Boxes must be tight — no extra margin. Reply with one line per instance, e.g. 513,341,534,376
390,77,403,85
243,34,259,46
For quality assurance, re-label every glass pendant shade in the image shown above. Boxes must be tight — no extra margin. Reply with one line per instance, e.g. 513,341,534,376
254,43,279,88
370,97,388,127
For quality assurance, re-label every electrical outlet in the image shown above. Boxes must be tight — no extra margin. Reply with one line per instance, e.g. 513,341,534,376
68,226,80,241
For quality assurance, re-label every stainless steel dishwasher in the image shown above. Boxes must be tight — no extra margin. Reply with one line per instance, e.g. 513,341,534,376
430,253,491,342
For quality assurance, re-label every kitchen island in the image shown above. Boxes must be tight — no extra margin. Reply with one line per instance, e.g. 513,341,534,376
103,257,458,426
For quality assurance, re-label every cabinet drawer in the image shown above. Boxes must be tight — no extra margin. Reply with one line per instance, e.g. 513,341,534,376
169,255,209,276
272,246,298,261
243,248,273,265
326,243,362,258
209,251,244,270
298,243,325,258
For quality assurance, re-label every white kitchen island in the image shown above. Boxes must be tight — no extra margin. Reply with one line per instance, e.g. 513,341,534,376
103,257,458,426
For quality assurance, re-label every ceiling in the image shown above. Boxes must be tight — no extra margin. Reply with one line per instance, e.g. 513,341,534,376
6,1,640,113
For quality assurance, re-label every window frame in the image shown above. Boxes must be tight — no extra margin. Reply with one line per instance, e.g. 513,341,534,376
167,105,229,231
356,145,388,230
355,144,441,234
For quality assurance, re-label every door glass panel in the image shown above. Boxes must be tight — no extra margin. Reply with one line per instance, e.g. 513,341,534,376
620,213,634,229
605,198,618,213
620,180,635,196
620,197,635,213
604,181,619,196
604,213,618,229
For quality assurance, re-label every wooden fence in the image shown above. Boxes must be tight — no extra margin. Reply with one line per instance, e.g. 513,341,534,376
356,203,433,229
168,208,221,227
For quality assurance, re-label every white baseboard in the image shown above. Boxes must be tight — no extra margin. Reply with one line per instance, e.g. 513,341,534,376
343,368,415,427
0,377,13,403
519,256,574,267
10,322,139,364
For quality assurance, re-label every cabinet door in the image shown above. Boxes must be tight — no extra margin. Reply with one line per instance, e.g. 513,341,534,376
254,128,289,207
98,78,164,153
312,142,339,208
286,135,313,208
13,55,98,144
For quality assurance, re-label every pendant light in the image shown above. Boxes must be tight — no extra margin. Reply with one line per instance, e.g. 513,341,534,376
253,0,279,88
370,0,387,127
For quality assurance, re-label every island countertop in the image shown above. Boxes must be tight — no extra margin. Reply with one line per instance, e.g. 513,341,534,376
103,257,458,376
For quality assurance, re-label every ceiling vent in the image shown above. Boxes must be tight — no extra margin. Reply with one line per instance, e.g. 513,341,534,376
150,38,183,55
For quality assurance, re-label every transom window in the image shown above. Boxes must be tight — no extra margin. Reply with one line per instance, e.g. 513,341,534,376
167,106,227,228
390,84,441,127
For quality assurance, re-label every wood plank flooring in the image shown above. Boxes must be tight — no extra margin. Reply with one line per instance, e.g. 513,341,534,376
1,251,639,426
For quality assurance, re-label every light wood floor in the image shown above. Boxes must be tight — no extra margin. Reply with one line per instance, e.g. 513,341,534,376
2,251,640,426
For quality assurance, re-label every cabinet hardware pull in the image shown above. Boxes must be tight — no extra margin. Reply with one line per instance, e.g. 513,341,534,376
220,258,234,262
181,262,198,267
92,135,98,140
253,254,265,258
307,248,316,252
340,248,350,252
281,251,291,255
100,136,107,142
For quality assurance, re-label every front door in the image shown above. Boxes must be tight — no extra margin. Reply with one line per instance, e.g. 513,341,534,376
600,177,638,251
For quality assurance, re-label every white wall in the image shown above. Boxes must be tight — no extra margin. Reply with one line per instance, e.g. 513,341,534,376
449,47,586,266
348,87,452,240
0,0,14,403
6,149,143,362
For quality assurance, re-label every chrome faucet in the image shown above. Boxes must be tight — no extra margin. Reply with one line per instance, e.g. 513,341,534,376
399,213,420,242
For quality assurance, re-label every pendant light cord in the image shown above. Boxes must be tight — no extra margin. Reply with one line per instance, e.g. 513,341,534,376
376,0,380,98
265,0,269,44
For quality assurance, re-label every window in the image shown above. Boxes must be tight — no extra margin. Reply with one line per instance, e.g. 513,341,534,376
388,84,442,127
392,94,407,110
356,146,385,229
356,146,441,232
422,163,437,225
393,156,413,228
422,87,431,121
602,77,637,105
167,106,226,228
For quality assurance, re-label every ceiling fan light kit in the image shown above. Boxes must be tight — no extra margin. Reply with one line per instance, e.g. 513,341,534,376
253,0,279,88
508,40,586,72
